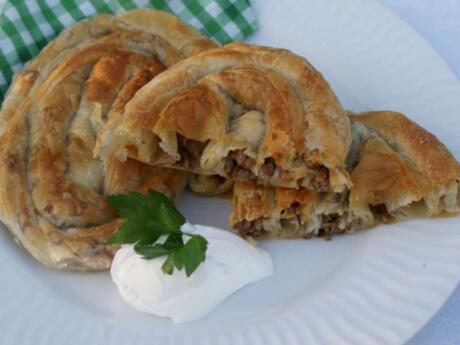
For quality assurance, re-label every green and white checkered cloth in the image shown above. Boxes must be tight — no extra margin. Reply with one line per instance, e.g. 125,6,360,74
0,0,256,100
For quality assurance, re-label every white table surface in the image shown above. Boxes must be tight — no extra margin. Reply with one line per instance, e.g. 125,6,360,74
375,1,460,344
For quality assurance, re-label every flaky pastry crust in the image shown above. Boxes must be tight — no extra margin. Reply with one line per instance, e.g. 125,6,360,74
97,43,351,192
0,9,216,270
230,111,460,239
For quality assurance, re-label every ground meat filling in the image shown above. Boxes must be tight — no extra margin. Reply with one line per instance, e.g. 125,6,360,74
224,150,293,182
261,157,276,176
177,136,206,169
318,213,349,240
235,211,352,240
370,204,392,223
310,166,330,191
281,201,301,217
234,219,266,238
224,150,256,180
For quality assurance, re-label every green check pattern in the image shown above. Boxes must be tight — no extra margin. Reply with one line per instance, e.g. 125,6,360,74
0,0,256,100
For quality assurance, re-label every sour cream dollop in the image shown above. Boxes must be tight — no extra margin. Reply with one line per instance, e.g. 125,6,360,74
111,223,273,322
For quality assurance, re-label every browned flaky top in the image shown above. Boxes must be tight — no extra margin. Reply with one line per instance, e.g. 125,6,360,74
100,42,351,191
349,136,425,207
350,111,460,187
0,9,214,271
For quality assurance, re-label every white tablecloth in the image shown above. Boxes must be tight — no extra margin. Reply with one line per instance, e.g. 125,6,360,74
376,1,460,344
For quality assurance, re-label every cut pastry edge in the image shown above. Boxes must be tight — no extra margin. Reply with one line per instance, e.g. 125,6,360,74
106,124,350,192
230,111,460,240
230,183,363,240
230,180,460,241
95,43,352,192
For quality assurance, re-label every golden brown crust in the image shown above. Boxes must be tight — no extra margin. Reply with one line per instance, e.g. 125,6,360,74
349,137,425,208
231,111,460,240
116,9,218,57
0,9,214,271
0,70,38,135
350,111,460,187
230,182,275,222
98,43,351,191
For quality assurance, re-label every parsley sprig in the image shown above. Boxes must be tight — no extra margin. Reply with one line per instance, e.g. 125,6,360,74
107,190,208,277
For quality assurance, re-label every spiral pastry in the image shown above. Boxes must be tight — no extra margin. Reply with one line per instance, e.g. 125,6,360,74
0,9,217,271
96,43,351,192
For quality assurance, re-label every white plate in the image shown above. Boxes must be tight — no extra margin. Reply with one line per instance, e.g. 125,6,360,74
1,0,460,344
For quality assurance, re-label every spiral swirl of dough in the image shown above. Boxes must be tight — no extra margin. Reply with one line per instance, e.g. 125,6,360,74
98,43,351,192
0,9,216,271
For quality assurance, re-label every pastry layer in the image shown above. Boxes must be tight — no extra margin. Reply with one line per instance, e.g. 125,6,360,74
0,9,215,271
96,43,351,192
230,111,460,239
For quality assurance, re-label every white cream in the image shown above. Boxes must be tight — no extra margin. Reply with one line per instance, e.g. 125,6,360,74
111,223,273,322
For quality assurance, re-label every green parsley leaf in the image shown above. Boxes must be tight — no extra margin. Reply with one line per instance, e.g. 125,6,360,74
163,232,184,249
134,243,171,260
108,216,161,245
148,189,185,227
174,235,208,276
107,191,184,245
107,189,208,277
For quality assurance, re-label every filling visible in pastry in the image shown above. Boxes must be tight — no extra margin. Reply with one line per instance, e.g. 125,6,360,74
230,182,361,240
177,136,208,170
97,43,352,192
230,111,460,239
233,194,355,240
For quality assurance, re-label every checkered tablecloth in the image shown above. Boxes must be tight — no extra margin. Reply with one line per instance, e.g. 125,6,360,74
0,0,256,100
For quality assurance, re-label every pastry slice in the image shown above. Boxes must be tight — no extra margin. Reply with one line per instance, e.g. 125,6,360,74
230,111,460,239
96,43,351,192
0,9,215,271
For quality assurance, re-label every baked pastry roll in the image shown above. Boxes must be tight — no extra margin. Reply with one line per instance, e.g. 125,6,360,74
0,9,216,271
230,111,460,239
96,43,351,192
